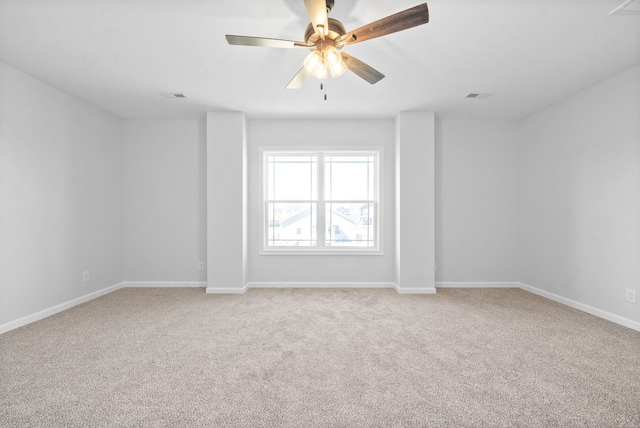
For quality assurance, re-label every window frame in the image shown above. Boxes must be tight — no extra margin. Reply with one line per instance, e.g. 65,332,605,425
259,147,383,256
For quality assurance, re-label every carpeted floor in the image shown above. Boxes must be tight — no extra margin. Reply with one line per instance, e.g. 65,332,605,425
1,287,639,427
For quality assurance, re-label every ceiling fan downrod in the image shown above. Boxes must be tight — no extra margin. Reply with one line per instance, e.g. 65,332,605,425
326,0,334,13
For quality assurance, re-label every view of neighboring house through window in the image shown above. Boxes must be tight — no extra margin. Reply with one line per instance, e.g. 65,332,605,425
263,150,380,252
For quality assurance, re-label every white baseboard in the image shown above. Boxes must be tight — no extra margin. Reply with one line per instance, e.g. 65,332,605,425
5,280,634,334
209,282,437,295
125,281,207,288
246,282,396,289
0,282,124,335
436,282,520,288
518,282,640,332
206,285,249,294
394,285,437,294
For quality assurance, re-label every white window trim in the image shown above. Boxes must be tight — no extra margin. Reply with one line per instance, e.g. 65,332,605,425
259,146,383,256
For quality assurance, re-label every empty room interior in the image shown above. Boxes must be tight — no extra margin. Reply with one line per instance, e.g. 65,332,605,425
1,0,639,426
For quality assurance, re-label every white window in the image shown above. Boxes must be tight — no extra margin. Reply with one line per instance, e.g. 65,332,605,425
261,149,381,254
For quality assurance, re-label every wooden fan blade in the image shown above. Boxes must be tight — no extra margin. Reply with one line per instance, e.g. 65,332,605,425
337,3,429,46
226,35,308,48
304,0,329,36
286,67,311,89
341,52,385,85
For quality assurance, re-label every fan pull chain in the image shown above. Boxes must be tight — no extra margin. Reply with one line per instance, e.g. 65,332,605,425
320,81,327,101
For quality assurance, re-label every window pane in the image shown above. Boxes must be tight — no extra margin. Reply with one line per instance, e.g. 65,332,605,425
324,155,374,201
325,203,375,247
267,155,317,201
267,203,316,247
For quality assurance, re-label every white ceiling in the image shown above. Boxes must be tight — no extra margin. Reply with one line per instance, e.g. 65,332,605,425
1,0,639,120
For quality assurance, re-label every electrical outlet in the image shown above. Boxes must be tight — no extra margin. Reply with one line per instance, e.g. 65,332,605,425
625,289,637,304
82,271,90,282
198,262,205,271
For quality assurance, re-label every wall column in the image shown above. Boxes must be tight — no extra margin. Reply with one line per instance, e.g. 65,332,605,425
206,112,247,293
395,111,436,293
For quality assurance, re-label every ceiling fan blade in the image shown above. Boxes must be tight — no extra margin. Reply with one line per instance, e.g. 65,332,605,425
304,0,329,36
226,35,308,48
337,3,429,46
341,53,385,85
286,67,311,89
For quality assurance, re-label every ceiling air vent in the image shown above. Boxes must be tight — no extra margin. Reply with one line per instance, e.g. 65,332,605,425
465,93,492,99
159,92,187,99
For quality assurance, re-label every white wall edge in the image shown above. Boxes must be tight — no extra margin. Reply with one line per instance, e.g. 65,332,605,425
518,282,640,332
436,282,520,288
206,285,250,294
0,282,125,336
210,282,437,294
124,281,207,288
394,285,438,295
246,282,396,289
5,280,634,334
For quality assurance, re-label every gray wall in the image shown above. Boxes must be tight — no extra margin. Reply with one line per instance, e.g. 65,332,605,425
519,64,640,324
122,119,207,283
2,59,638,330
0,62,123,327
239,115,435,290
246,118,398,285
435,120,520,283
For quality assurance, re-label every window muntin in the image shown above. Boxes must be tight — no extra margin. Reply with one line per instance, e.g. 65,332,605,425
324,155,375,200
266,202,317,247
325,203,375,247
263,149,380,253
267,155,317,201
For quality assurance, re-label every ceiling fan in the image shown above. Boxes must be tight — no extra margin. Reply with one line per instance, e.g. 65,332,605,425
226,0,429,89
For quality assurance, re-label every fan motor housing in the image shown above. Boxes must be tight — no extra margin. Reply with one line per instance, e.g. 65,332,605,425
304,18,346,46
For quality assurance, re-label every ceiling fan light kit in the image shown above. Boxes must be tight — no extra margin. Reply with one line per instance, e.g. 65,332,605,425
303,44,347,79
226,0,429,91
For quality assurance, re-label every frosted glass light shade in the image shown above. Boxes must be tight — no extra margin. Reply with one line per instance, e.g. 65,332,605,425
303,50,327,79
303,46,347,79
324,46,347,77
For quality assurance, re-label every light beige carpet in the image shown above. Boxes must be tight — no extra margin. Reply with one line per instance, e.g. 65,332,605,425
1,287,639,427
